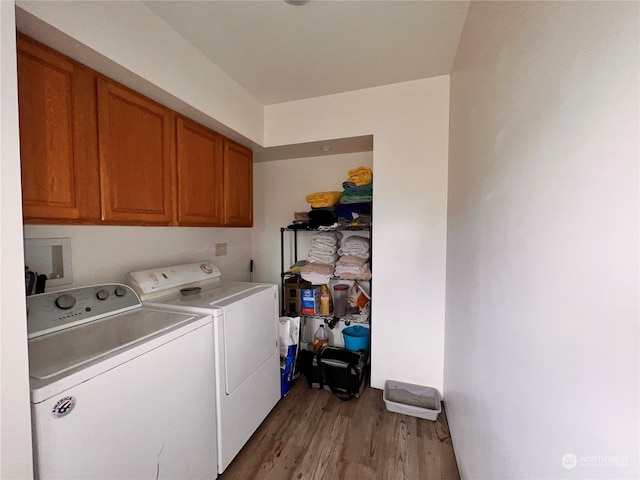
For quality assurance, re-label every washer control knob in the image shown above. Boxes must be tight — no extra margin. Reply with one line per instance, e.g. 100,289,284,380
96,289,109,300
114,286,127,297
55,294,76,310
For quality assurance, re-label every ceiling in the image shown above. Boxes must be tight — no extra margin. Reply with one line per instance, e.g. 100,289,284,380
143,0,470,106
16,0,470,161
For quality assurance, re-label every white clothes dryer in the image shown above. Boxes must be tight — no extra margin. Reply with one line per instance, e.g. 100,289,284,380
27,283,216,480
127,261,280,474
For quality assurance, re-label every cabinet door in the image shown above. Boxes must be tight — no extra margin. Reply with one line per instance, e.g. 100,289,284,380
97,78,174,225
223,139,253,227
17,35,100,223
176,117,224,226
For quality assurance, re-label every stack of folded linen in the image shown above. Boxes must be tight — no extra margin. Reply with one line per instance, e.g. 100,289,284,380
300,231,343,284
340,181,372,204
306,231,342,264
304,191,343,229
334,255,372,280
336,166,373,226
337,236,370,258
335,236,372,280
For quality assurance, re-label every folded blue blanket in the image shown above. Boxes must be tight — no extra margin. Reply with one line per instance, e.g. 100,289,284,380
335,202,372,218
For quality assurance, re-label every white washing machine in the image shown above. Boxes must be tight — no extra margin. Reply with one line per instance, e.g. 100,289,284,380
126,260,280,474
27,283,216,480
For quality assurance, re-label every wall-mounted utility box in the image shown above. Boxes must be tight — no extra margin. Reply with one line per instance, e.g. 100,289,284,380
24,237,73,288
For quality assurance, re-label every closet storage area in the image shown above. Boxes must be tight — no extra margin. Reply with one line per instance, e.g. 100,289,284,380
279,226,371,352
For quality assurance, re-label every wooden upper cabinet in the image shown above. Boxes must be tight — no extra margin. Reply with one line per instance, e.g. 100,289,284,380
18,35,253,228
176,117,224,226
97,78,174,225
223,139,253,227
17,35,100,223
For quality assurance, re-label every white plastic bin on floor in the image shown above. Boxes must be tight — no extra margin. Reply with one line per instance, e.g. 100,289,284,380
383,379,442,421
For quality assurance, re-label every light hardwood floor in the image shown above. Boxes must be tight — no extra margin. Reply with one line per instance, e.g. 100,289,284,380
219,378,460,480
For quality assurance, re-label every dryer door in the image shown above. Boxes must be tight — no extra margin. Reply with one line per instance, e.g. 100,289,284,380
221,287,278,394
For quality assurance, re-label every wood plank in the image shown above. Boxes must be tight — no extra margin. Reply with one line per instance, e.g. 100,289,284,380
220,379,460,480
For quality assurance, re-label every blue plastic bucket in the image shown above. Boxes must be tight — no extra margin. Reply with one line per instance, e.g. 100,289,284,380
342,325,370,352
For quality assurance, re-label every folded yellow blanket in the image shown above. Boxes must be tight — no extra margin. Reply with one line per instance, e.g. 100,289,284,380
347,166,373,186
305,191,342,208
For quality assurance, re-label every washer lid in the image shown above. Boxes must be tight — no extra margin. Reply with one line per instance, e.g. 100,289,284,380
143,281,270,312
29,307,199,381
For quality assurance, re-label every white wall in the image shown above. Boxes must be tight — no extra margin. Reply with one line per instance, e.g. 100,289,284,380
445,2,639,479
252,151,373,286
0,1,34,478
265,78,450,391
23,226,254,290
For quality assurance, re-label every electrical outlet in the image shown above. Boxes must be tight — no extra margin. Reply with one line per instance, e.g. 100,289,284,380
215,243,227,256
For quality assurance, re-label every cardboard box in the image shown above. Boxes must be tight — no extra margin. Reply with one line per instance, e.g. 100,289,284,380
284,277,311,314
285,297,302,315
301,287,321,314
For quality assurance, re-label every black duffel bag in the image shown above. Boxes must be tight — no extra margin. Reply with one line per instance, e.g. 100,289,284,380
317,346,367,401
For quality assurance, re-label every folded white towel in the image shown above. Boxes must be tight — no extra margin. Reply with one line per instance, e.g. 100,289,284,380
338,235,370,258
308,251,339,264
309,243,338,255
311,231,343,247
335,263,368,276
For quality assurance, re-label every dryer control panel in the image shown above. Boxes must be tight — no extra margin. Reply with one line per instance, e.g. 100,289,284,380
126,260,222,300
